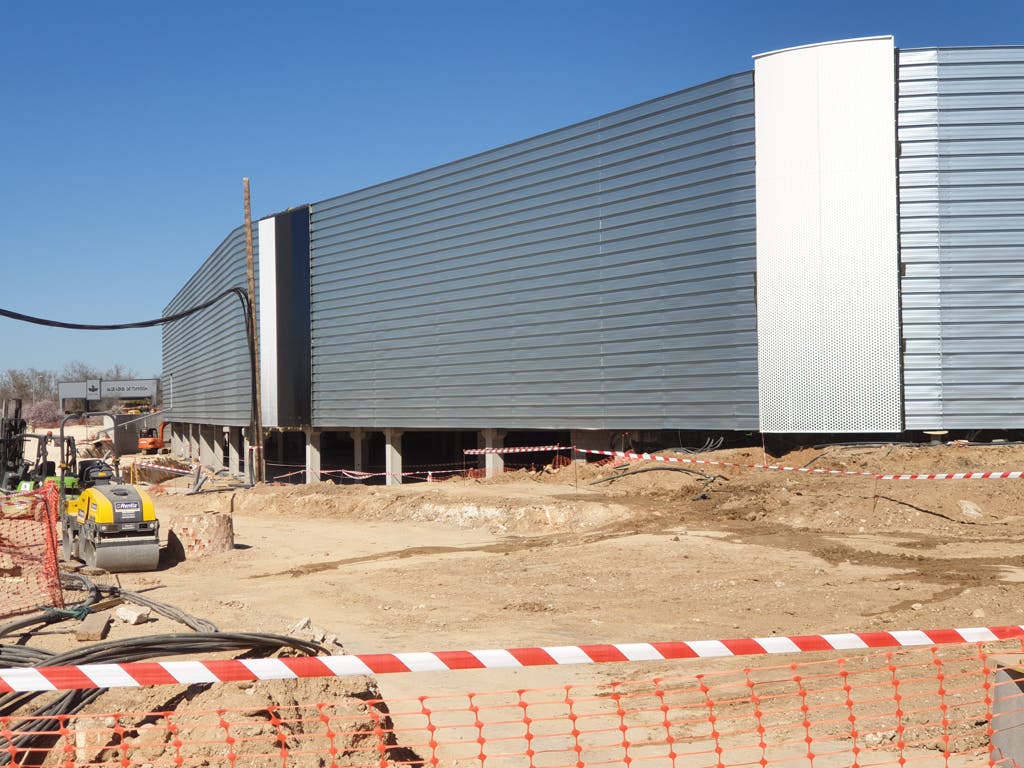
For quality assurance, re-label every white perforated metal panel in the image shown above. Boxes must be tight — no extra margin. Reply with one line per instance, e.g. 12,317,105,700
755,37,902,433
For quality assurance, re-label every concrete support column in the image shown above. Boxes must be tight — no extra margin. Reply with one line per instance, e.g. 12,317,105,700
188,424,199,462
482,428,506,479
199,425,216,469
242,429,252,481
350,428,365,472
227,427,241,476
219,427,229,468
570,429,615,464
384,428,403,486
305,428,321,484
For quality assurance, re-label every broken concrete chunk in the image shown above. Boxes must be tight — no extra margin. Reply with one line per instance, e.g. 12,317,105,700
115,605,151,625
959,500,983,519
287,617,346,652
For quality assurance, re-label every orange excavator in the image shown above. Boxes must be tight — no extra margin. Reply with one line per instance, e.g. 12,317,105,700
138,421,168,454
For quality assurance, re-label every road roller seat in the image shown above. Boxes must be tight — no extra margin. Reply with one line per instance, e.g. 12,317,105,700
79,459,114,488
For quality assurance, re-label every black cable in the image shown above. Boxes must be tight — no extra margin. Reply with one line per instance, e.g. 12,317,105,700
590,466,722,484
0,285,260,480
63,577,220,633
0,574,103,639
118,590,218,633
0,645,51,666
0,631,328,762
0,287,248,331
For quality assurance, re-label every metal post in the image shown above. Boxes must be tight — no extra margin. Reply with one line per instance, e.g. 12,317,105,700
243,178,264,482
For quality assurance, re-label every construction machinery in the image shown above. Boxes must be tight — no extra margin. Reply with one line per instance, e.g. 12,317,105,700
15,432,80,495
58,412,160,572
0,399,27,492
138,421,169,454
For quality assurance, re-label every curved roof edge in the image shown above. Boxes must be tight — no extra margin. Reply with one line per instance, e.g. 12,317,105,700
754,35,894,60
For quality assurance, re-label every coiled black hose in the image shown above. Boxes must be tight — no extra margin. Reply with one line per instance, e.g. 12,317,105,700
0,631,328,763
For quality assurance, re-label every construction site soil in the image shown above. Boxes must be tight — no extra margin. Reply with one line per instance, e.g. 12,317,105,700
18,441,1024,764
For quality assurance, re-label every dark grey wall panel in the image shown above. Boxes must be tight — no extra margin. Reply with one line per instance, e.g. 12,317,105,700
899,46,1024,430
310,72,758,430
162,225,256,426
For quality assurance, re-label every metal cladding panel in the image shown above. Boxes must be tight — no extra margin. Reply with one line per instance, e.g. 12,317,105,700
258,207,312,428
309,73,758,430
899,46,1024,430
755,37,902,433
161,225,255,426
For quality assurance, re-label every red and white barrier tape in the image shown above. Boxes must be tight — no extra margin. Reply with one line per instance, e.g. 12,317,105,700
576,448,1024,481
264,467,477,483
320,467,469,481
138,447,1024,485
464,445,566,455
576,448,877,477
133,462,198,477
3,625,1023,693
877,470,1024,480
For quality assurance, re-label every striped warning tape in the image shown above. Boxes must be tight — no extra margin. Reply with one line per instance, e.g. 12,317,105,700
3,626,1023,692
135,448,1024,484
464,445,567,455
575,448,1024,481
877,470,1024,481
576,448,877,477
133,462,197,477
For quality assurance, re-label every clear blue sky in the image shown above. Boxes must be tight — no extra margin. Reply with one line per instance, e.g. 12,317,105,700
1,0,1020,378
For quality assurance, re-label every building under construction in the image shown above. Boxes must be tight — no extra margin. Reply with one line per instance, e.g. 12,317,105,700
161,37,1024,482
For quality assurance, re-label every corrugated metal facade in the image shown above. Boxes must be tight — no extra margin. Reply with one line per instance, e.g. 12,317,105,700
161,225,256,426
899,47,1024,430
309,73,758,430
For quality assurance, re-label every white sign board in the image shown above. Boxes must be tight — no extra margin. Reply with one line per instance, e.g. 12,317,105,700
58,382,87,400
101,380,158,398
58,379,159,402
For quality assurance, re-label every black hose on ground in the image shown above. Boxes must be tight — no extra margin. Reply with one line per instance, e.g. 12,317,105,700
61,574,219,633
591,466,717,484
116,591,218,633
0,573,102,639
0,631,328,763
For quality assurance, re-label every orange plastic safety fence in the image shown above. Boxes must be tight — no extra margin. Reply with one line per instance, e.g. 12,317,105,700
5,641,1024,767
0,483,62,619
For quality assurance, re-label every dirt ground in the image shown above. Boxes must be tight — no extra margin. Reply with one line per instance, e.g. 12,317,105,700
17,440,1024,764
143,442,1024,651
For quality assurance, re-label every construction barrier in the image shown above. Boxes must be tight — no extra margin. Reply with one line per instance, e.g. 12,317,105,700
464,445,568,455
0,483,62,619
461,445,1024,482
4,625,1022,692
4,639,1024,767
132,462,197,478
575,447,1024,481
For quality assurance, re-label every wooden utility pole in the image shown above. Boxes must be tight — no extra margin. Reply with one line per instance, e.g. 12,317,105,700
243,178,264,482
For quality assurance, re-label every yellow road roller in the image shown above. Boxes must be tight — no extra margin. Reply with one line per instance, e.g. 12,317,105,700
61,457,160,572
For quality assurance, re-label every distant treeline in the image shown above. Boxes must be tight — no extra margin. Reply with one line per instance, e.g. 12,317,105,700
0,363,156,424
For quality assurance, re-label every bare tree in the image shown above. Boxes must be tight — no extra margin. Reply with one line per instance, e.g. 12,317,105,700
0,368,56,403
